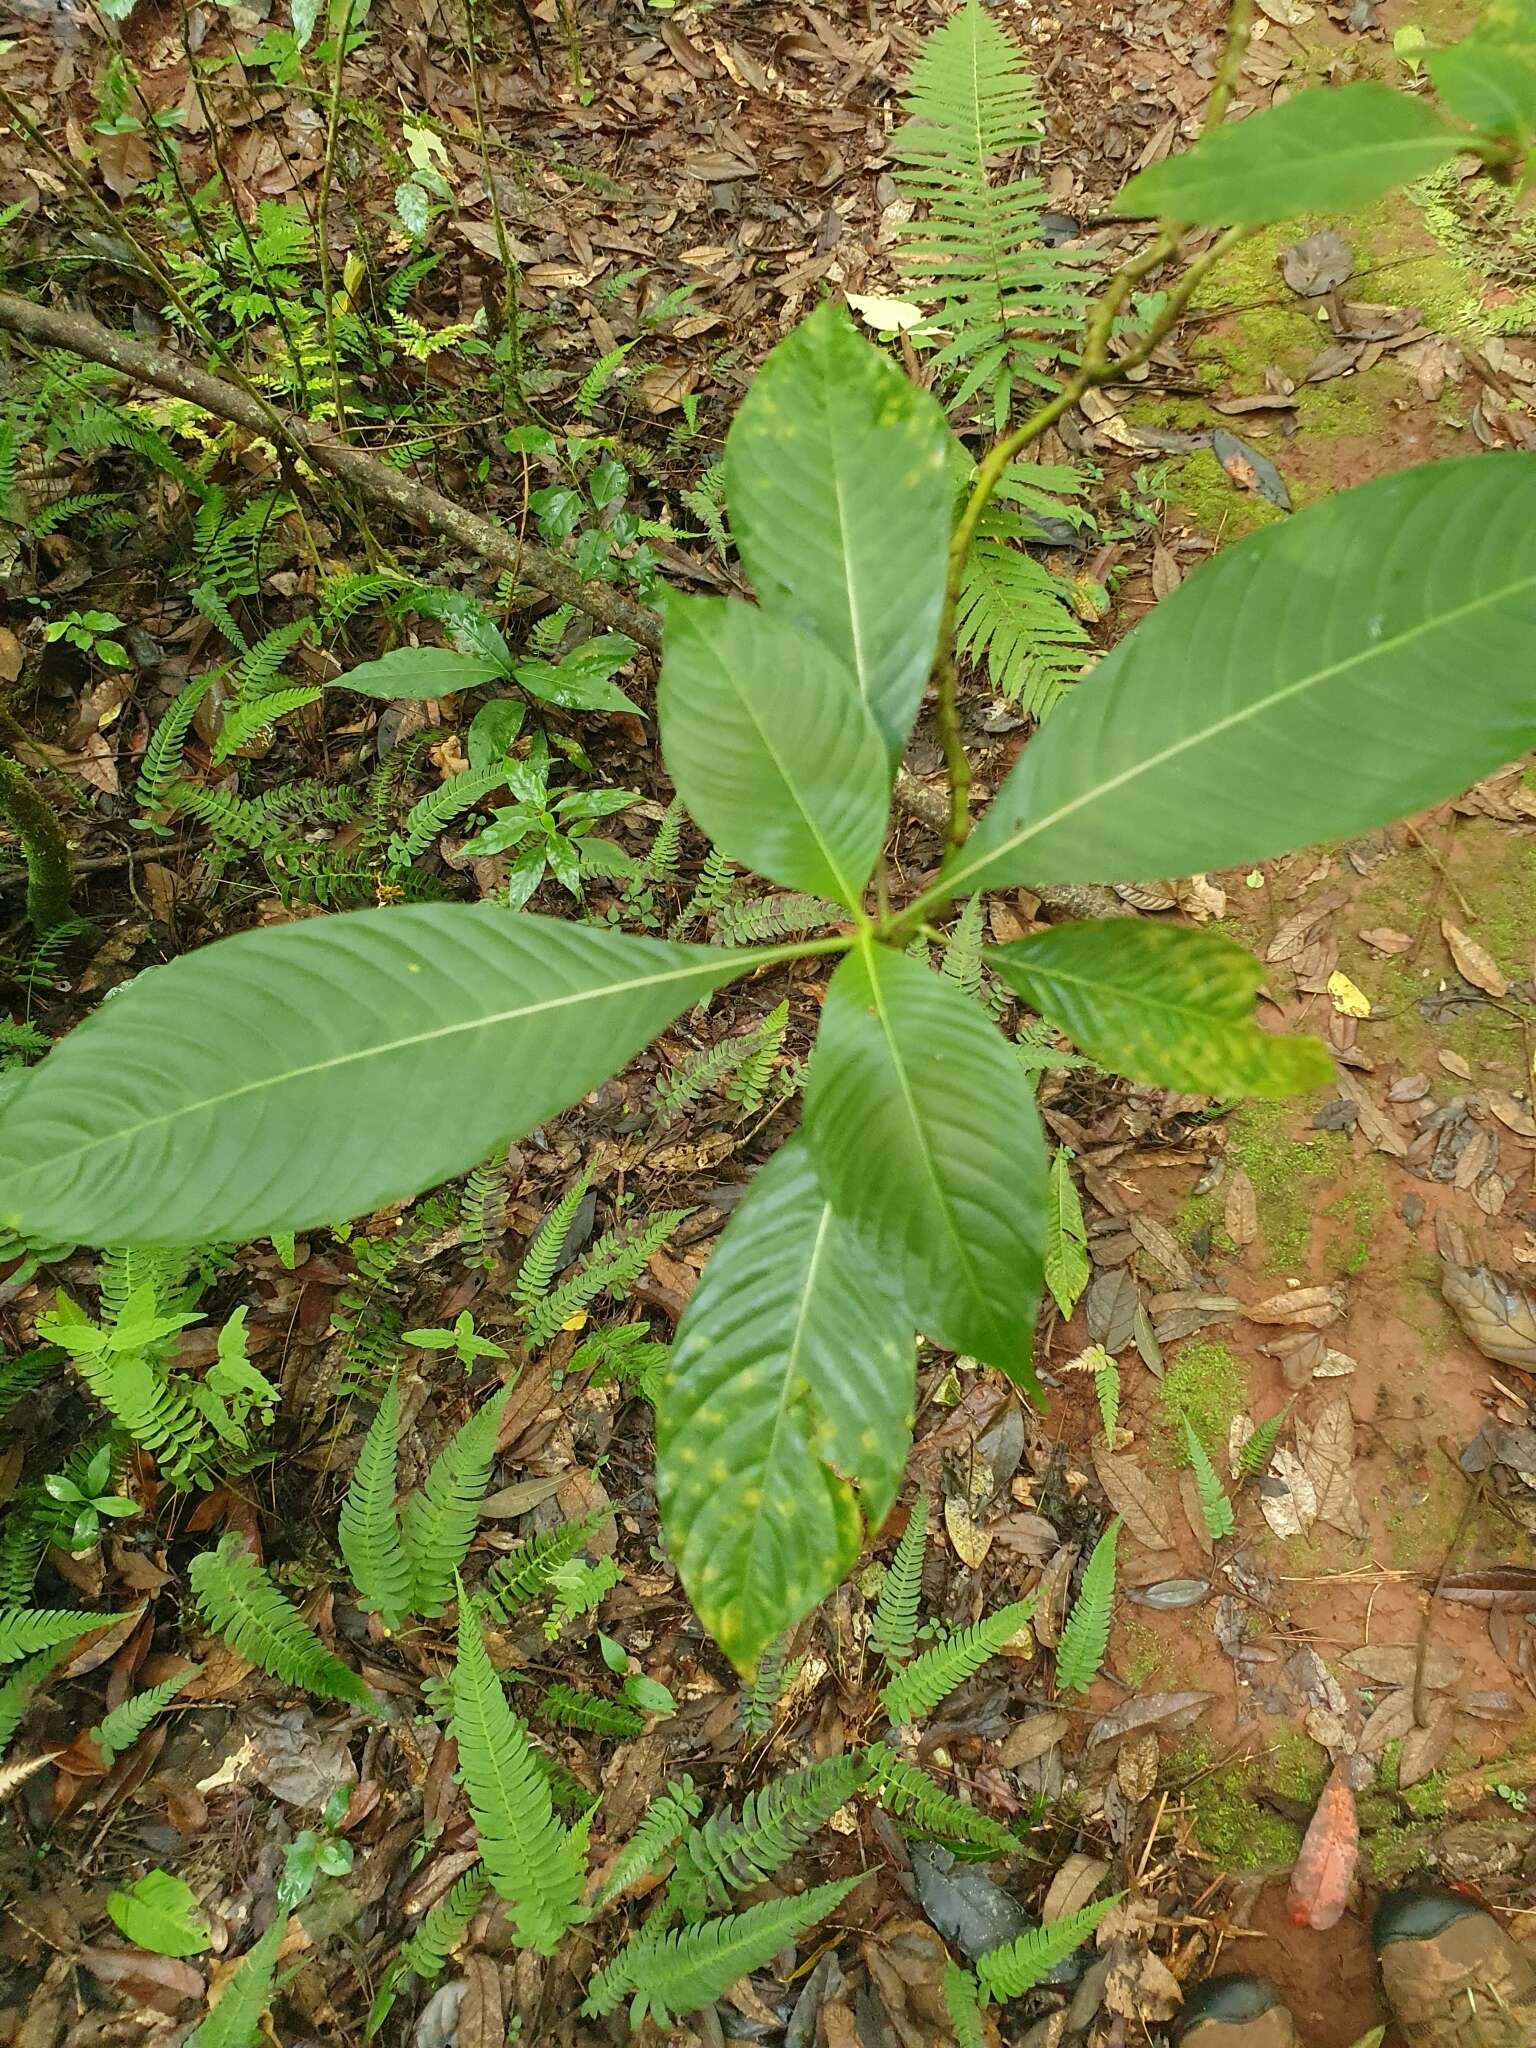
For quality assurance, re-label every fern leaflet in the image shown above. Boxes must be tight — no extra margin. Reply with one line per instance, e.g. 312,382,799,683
185,1912,286,2048
338,1377,412,1629
945,1964,986,2048
0,1647,63,1760
479,1509,612,1622
90,1667,195,1766
738,1637,792,1738
449,1592,590,1954
386,757,509,871
1054,1520,1118,1695
521,1209,689,1352
958,513,1091,718
869,1491,928,1669
398,1866,488,1980
1096,1356,1120,1451
668,1755,866,1919
543,1555,619,1640
1183,1419,1235,1540
189,1535,374,1709
0,1608,95,1664
879,1599,1035,1726
212,686,322,763
1043,1147,1089,1319
595,1778,702,1907
135,677,212,824
539,1682,645,1738
725,999,788,1113
399,1384,511,1619
865,1747,1017,1859
1237,1408,1288,1480
975,1896,1120,2003
514,1170,592,1311
575,343,635,417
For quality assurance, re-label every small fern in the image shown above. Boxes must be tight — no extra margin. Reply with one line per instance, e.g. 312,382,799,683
185,1912,286,2048
975,1895,1120,2003
1237,1408,1288,1480
738,1636,793,1739
0,1647,63,1760
0,1347,56,1420
449,1592,590,1954
725,999,788,1114
135,677,213,825
945,1963,986,2048
595,1777,702,1907
514,1170,593,1312
668,1755,867,1919
521,1208,689,1353
879,1599,1035,1726
386,757,509,871
543,1555,619,1640
1096,1356,1120,1451
708,891,837,946
1183,1419,1235,1540
539,1682,645,1738
1054,1520,1118,1695
583,1877,858,2027
651,1035,745,1124
670,846,736,937
575,343,635,417
479,1509,613,1622
958,509,1092,718
0,1608,97,1664
90,1667,195,1766
337,1377,412,1630
398,1866,488,1980
459,1153,509,1261
1043,1147,1089,1319
189,1535,374,1710
211,685,322,764
399,1384,512,1619
866,1747,1017,1860
869,1492,929,1669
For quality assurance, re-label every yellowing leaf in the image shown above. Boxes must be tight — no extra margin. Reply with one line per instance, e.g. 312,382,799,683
1326,970,1372,1018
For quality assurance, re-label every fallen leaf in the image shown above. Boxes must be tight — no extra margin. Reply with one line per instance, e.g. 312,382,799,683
1212,427,1292,509
1357,1689,1418,1759
1281,227,1351,296
944,1493,993,1570
844,293,928,333
1150,541,1182,597
1298,1397,1367,1539
1327,970,1372,1018
1441,919,1508,998
1288,1761,1359,1931
1442,1263,1536,1372
1359,926,1412,955
1399,1703,1456,1789
1000,1712,1069,1767
1116,1733,1159,1802
458,1954,504,2048
1332,1068,1409,1158
1258,1447,1318,1538
1105,1944,1184,2021
1343,1645,1461,1689
1488,1092,1536,1139
79,1948,204,2016
1085,1690,1212,1748
1439,1049,1474,1080
1223,1169,1258,1247
1243,1286,1343,1328
1091,1448,1174,1550
1042,1852,1109,1924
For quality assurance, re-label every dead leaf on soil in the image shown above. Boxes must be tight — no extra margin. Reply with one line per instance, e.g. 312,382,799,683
1488,1092,1536,1140
944,1493,994,1570
1179,1470,1214,1556
1298,1397,1367,1539
1042,1852,1109,1924
1281,227,1352,296
1212,427,1292,509
1224,1169,1258,1248
1442,1263,1536,1373
79,1948,204,2015
1399,1702,1456,1789
1116,1733,1159,1803
1091,1448,1174,1550
1360,926,1413,955
1259,1447,1319,1538
1332,1067,1409,1158
1085,1690,1212,1748
1031,1544,1079,1647
1000,1712,1069,1768
1358,1689,1418,1758
1441,919,1509,998
1243,1286,1343,1328
1288,1761,1359,1930
1343,1645,1460,1690
1327,970,1372,1018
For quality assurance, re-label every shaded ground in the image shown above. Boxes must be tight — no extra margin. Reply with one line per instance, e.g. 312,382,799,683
0,0,1533,2043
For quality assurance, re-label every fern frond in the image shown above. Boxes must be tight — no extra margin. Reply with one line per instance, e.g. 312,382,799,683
232,619,313,697
738,1637,791,1739
0,1647,63,1760
449,1593,590,1954
869,1492,929,1669
1183,1420,1234,1540
521,1209,689,1352
575,343,635,418
891,0,1090,422
185,1911,286,2048
958,523,1091,719
169,781,295,853
945,1963,986,2048
940,894,987,1003
543,1555,619,1640
0,1518,47,1608
478,1509,612,1622
70,1349,215,1489
1237,1408,1287,1480
539,1682,645,1738
528,604,575,656
1096,1357,1120,1451
513,1170,592,1311
386,757,508,871
595,1777,701,1907
460,1153,509,1259
399,1384,511,1619
189,581,249,653
0,1608,97,1664
212,685,322,763
866,1747,1017,1859
189,1535,374,1709
320,570,405,630
398,1866,488,1980
0,1347,56,1420
651,1035,745,1124
879,1599,1035,1727
637,796,684,886
136,677,213,823
725,999,788,1114
30,490,122,537
1054,1520,1118,1695
90,1666,194,1766
975,1896,1119,2003
709,891,837,946
583,1877,857,2027
669,1755,867,1919
338,1377,412,1630
1043,1147,1089,1319
670,846,736,937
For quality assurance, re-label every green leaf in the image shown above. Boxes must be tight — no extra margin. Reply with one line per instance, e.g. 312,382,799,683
1043,1146,1089,1319
189,1536,375,1710
401,1384,512,1618
657,1140,914,1675
1054,1520,1117,1694
975,1896,1120,2002
945,1962,986,2048
868,1490,929,1669
990,922,1333,1099
185,1913,285,2048
1183,1418,1235,1540
879,1599,1035,1725
1429,35,1536,140
0,908,756,1245
513,636,642,716
940,456,1536,902
659,595,890,910
802,942,1047,1388
334,647,508,699
723,301,952,756
1112,83,1464,225
1095,1355,1119,1452
337,1377,412,1631
0,1607,100,1663
107,1868,212,1957
1238,1408,1288,1479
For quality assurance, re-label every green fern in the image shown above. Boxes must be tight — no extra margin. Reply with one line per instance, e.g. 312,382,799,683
460,1153,509,1260
90,1667,195,1766
636,796,684,887
1183,1419,1235,1540
449,1591,590,1954
1043,1147,1089,1319
320,570,406,631
575,343,635,417
651,1035,746,1124
0,1517,47,1608
879,1599,1035,1727
940,894,988,1005
479,1509,613,1622
738,1637,792,1738
185,1912,286,2048
189,1535,374,1710
865,1747,1017,1860
135,677,213,826
725,999,788,1114
975,1895,1120,2003
386,756,510,871
1237,1408,1289,1480
398,1866,488,1979
399,1384,512,1619
543,1555,619,1641
1095,1356,1120,1451
1054,1520,1118,1695
583,1877,858,2027
0,1607,97,1664
869,1491,929,1669
668,1755,867,1920
945,1963,986,2048
669,846,736,937
212,686,322,764
521,1209,689,1352
0,1347,56,1420
514,1171,593,1311
595,1777,702,1907
958,509,1092,718
0,1647,63,1759
338,1377,412,1630
539,1682,645,1738
891,0,1089,424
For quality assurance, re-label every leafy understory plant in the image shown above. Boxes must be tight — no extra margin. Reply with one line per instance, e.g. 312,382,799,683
3,1,1535,1692
189,1535,375,1711
1183,1418,1235,1541
1054,1521,1118,1696
880,1598,1035,1727
868,1490,929,1669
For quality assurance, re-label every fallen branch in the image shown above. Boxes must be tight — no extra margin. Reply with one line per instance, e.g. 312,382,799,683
0,291,1125,921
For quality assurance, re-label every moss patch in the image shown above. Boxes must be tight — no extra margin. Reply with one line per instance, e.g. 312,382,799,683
1261,1729,1329,1804
1181,1098,1345,1272
1368,1821,1437,1883
1158,1342,1248,1468
1117,1616,1163,1688
1321,1170,1388,1277
1170,1740,1306,1869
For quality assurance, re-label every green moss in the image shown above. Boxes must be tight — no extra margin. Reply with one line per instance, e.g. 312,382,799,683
1158,1342,1248,1468
1368,1821,1436,1883
1261,1729,1329,1804
1163,449,1289,540
1181,1099,1345,1273
1117,1616,1163,1688
1183,1760,1305,1869
1322,1170,1387,1277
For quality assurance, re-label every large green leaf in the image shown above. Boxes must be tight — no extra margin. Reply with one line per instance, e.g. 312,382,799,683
938,456,1536,904
335,647,508,698
1113,83,1465,225
0,909,756,1245
990,921,1333,1098
1429,38,1536,140
723,301,952,756
656,1140,914,1674
107,1869,212,1958
659,596,890,909
802,941,1047,1387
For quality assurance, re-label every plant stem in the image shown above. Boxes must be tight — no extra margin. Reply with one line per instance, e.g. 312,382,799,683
0,754,73,936
316,0,360,437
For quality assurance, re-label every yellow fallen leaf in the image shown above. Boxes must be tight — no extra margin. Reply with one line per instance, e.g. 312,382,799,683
561,1310,589,1333
1326,970,1371,1018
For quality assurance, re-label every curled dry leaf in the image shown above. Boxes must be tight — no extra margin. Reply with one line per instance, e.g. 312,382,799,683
1091,1448,1174,1550
1031,1543,1079,1647
1441,1263,1536,1373
1116,1732,1159,1803
1441,919,1508,998
1488,1092,1536,1140
1288,1761,1359,1931
1105,1945,1184,2022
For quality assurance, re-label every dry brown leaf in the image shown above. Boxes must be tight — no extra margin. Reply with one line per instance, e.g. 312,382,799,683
1000,1712,1069,1767
457,1955,505,2048
1091,1448,1174,1550
1085,1690,1212,1748
79,1947,204,2016
1042,1852,1110,1924
944,1493,994,1569
1357,1688,1418,1758
1179,1469,1214,1556
1223,1168,1258,1247
1287,1762,1359,1930
1438,1048,1475,1080
1259,1447,1318,1538
1343,1645,1461,1690
1116,1732,1159,1803
1129,1212,1195,1287
1399,1703,1456,1789
1359,926,1413,954
1031,1544,1078,1648
1441,919,1509,998
1488,1093,1536,1140
636,364,698,413
1299,1397,1367,1538
1442,1263,1536,1372
1150,541,1181,598
1105,1946,1184,2022
1332,1067,1409,1159
1243,1286,1343,1328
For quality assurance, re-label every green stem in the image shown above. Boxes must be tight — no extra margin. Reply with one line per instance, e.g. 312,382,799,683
0,754,73,935
316,0,361,438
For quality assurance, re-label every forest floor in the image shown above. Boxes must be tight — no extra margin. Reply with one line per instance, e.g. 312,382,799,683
0,0,1534,2044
